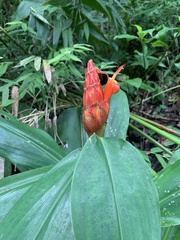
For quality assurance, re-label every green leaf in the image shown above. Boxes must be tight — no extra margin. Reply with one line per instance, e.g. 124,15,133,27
154,27,174,40
0,111,66,171
2,86,9,102
62,28,73,48
175,62,180,70
114,34,138,41
140,83,154,91
89,27,109,43
134,24,149,40
71,135,161,240
0,165,53,221
161,225,180,240
126,78,142,89
36,20,49,45
81,0,110,19
83,22,89,41
154,160,180,226
53,19,62,47
1,99,16,107
15,0,43,20
105,90,129,139
152,40,168,48
151,147,164,154
30,7,52,26
44,0,70,7
69,53,81,62
57,107,88,153
169,149,180,164
68,63,83,78
0,149,80,240
0,63,11,77
134,24,142,32
14,55,36,68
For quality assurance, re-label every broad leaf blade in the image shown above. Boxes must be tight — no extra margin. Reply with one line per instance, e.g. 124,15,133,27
0,165,52,222
154,159,180,226
57,107,88,152
161,226,180,240
0,149,81,240
105,90,129,139
71,135,161,240
0,111,66,170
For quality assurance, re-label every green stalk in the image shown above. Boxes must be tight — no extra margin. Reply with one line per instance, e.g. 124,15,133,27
130,114,180,145
129,123,172,156
142,85,180,104
133,113,180,137
0,26,28,54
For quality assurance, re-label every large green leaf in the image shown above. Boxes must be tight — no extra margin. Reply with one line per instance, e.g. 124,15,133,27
0,111,66,171
161,226,180,240
0,165,52,222
0,149,80,240
57,107,88,153
154,159,180,227
105,90,129,139
71,135,161,240
16,0,44,20
169,149,180,164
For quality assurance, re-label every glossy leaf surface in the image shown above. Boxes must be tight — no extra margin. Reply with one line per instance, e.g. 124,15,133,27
57,107,88,152
71,135,161,240
0,111,66,171
154,159,180,226
105,90,129,139
161,226,180,240
0,149,80,240
0,165,52,222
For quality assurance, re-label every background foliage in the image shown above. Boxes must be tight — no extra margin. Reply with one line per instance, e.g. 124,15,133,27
0,0,180,239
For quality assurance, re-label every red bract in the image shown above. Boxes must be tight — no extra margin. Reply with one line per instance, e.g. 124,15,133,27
83,59,124,136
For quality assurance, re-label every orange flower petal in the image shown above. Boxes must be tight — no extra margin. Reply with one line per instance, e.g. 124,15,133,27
103,64,124,101
103,79,120,102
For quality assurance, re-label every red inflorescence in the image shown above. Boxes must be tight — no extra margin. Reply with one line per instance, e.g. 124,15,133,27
83,59,124,136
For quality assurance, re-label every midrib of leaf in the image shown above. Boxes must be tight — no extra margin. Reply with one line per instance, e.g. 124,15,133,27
100,138,123,239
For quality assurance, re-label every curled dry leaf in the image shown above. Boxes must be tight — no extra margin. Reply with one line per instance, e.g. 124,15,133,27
43,60,52,84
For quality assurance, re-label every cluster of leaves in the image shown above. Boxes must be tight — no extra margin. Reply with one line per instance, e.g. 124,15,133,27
1,0,179,114
0,0,126,117
0,90,180,239
124,0,180,29
0,1,180,239
113,24,180,104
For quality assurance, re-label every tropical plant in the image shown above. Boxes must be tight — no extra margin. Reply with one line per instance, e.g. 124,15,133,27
124,0,180,29
113,23,180,112
0,60,180,239
0,0,126,128
15,0,125,49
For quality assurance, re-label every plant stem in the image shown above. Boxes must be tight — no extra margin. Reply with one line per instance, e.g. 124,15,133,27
132,113,180,137
142,85,180,105
0,26,28,54
129,123,172,156
130,114,180,145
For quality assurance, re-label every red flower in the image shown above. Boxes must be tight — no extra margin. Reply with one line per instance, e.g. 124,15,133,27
83,60,124,136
